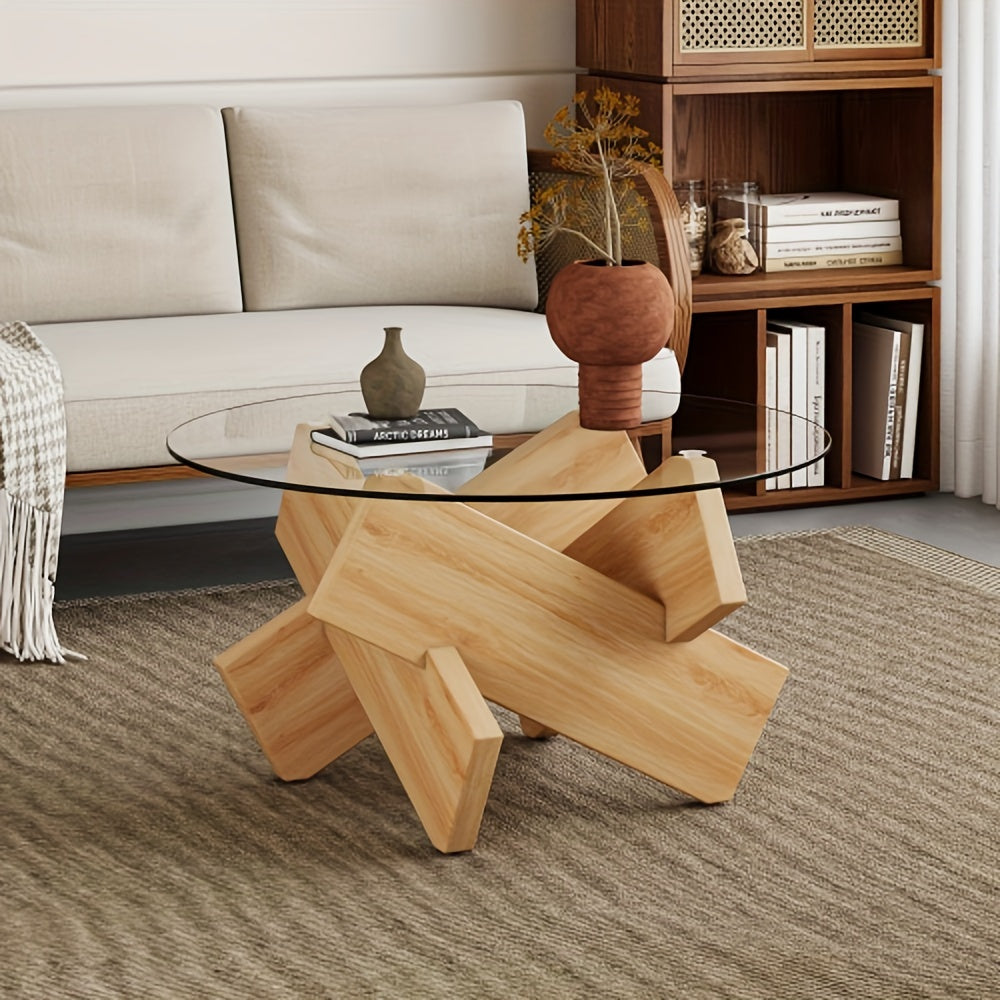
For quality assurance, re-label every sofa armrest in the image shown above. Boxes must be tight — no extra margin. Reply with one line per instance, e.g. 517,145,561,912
527,150,693,374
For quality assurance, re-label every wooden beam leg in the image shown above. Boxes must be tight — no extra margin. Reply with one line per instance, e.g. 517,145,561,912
460,410,647,550
565,452,747,642
327,628,503,853
518,716,558,740
214,597,372,781
276,425,368,593
310,498,787,804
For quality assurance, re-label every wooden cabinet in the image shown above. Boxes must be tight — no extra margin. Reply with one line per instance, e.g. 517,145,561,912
577,0,941,510
578,0,938,79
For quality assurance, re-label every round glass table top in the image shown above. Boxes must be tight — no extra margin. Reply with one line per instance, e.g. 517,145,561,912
166,384,830,503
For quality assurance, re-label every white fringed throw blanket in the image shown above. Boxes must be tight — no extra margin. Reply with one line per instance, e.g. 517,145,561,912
0,321,78,663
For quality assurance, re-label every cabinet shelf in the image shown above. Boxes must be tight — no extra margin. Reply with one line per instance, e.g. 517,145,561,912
675,288,940,508
578,0,941,513
691,266,938,304
577,0,940,80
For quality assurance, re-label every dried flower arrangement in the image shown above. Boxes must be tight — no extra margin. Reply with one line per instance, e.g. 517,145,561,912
517,88,662,267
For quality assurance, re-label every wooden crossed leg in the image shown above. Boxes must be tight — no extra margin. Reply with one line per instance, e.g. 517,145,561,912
214,414,788,853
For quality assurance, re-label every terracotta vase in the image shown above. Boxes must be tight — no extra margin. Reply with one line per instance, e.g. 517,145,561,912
360,326,426,419
545,259,675,430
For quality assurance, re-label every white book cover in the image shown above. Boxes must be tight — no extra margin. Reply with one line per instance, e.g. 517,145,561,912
774,319,827,487
766,327,792,489
764,235,901,259
763,249,903,272
764,219,901,243
730,191,900,226
765,338,778,490
768,320,809,487
809,324,826,486
857,311,924,479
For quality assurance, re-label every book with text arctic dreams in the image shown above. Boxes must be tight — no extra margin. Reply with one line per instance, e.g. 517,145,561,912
325,407,486,444
311,426,493,458
720,191,900,228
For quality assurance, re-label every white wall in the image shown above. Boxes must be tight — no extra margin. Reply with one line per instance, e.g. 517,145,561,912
0,0,577,533
0,0,576,144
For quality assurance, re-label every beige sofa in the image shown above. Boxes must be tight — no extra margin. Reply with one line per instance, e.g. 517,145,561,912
0,100,690,480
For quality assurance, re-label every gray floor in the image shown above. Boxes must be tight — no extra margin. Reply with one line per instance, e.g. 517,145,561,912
55,491,1000,601
729,491,1000,568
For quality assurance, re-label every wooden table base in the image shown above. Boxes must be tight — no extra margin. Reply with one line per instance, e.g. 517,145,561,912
213,414,788,853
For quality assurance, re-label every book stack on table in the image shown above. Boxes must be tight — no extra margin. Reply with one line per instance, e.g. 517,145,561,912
309,407,493,489
718,191,902,273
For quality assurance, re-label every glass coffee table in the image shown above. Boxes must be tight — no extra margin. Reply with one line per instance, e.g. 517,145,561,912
168,385,829,852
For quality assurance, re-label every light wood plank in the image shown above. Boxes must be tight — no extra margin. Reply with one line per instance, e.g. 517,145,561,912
310,499,786,803
275,425,365,592
459,410,647,550
327,629,503,853
565,453,746,641
213,597,372,781
518,716,558,740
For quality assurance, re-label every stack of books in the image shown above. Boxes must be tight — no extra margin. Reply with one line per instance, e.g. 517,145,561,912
851,312,925,481
764,318,826,490
718,191,902,273
309,407,493,488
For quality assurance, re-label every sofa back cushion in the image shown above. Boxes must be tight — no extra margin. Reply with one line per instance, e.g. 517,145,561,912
223,101,537,312
0,106,243,324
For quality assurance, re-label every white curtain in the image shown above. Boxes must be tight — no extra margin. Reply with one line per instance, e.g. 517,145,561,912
940,0,1000,507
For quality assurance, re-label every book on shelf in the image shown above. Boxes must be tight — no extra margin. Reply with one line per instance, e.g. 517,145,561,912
765,327,792,490
719,191,900,228
324,406,486,444
888,330,912,479
851,321,908,481
310,424,493,458
762,218,901,244
856,311,924,479
763,249,903,273
764,335,779,491
768,319,825,488
764,235,902,260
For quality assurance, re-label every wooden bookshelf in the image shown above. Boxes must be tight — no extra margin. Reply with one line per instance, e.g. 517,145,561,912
577,0,941,510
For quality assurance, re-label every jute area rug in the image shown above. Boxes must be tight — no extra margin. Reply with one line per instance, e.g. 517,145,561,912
2,526,997,1000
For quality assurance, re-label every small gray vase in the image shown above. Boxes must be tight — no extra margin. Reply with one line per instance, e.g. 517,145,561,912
360,326,426,419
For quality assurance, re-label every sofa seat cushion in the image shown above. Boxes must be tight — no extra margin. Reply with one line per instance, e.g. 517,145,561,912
223,102,537,313
0,106,243,324
37,306,680,473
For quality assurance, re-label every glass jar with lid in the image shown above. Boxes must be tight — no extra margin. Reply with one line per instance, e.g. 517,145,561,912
672,179,708,278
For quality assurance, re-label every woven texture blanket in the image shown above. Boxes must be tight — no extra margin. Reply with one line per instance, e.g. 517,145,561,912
0,321,75,662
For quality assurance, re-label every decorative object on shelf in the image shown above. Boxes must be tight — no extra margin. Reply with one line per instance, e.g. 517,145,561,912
517,88,673,429
708,218,760,275
673,179,708,277
709,180,761,275
359,326,426,419
545,258,674,430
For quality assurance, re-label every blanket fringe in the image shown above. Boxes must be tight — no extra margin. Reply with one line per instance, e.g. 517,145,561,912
0,490,82,663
